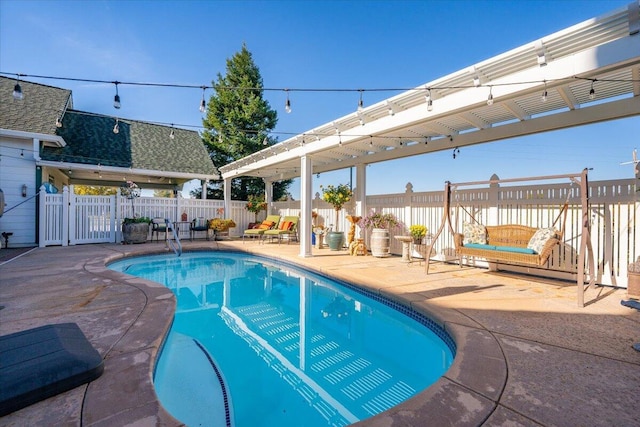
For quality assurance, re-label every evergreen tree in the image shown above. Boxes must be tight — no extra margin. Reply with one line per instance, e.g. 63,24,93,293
200,44,292,200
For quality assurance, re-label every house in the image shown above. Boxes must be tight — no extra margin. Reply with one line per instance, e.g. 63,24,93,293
0,76,219,248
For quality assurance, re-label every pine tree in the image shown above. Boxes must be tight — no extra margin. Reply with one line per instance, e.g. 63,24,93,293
200,44,292,200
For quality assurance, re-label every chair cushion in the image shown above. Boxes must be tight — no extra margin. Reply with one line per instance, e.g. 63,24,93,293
279,221,293,231
257,220,275,230
193,218,207,228
463,222,487,245
527,227,557,253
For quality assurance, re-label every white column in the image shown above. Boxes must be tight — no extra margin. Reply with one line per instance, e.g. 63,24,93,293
201,179,208,199
299,155,313,257
264,179,274,214
355,163,366,217
223,178,231,219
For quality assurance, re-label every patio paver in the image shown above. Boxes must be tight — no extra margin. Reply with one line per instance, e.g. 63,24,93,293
0,241,638,426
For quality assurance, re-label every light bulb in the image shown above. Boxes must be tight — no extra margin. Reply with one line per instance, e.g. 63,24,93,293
541,90,548,103
199,98,206,113
589,87,595,99
56,116,63,128
113,83,121,109
285,98,291,113
13,83,23,100
427,99,433,111
113,120,119,134
487,89,494,106
169,128,175,139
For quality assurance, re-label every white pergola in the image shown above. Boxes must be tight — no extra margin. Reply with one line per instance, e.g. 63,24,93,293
220,1,640,257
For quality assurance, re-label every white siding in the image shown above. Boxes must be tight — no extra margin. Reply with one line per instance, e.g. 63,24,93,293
0,137,36,247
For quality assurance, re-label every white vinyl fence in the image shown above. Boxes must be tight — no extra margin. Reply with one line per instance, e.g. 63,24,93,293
39,179,638,287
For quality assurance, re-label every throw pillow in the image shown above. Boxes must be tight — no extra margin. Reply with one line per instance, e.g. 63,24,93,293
527,227,557,253
463,222,487,245
194,218,207,228
258,220,275,230
279,221,293,231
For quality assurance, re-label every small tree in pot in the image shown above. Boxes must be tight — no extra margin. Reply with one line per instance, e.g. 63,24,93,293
321,184,353,250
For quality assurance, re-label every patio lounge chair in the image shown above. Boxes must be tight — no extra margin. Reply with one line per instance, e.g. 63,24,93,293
243,215,280,242
263,216,299,244
151,218,171,242
190,217,210,241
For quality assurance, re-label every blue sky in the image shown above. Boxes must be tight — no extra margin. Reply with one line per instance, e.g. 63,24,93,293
1,0,637,198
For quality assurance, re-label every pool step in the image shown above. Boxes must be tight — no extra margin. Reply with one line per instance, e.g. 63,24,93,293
235,301,418,417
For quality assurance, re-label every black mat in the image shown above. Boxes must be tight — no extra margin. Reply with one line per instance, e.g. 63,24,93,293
0,323,104,416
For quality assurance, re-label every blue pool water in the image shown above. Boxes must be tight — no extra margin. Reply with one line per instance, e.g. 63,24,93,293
109,252,455,427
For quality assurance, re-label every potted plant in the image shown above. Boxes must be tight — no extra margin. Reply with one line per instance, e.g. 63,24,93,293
409,225,428,244
359,209,400,257
246,195,267,225
209,218,236,240
321,184,353,251
120,181,151,244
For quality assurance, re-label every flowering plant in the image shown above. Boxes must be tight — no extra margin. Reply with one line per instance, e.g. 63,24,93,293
359,209,400,229
208,218,236,231
120,180,141,219
321,184,353,232
320,184,352,211
245,195,267,214
409,225,428,240
120,180,141,199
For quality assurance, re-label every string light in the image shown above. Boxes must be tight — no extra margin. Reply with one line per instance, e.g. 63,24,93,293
113,82,121,109
199,86,206,113
113,118,119,134
487,86,494,105
12,76,23,100
169,126,175,140
541,80,548,103
357,90,364,111
284,89,291,113
452,147,460,159
426,88,433,111
589,80,596,99
55,116,63,128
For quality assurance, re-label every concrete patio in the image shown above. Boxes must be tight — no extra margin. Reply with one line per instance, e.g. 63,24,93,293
0,240,638,426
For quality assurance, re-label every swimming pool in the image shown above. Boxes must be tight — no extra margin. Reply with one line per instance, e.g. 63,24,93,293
109,252,455,427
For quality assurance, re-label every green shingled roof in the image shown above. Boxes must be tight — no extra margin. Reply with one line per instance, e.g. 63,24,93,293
0,76,71,136
42,110,218,176
2,76,218,179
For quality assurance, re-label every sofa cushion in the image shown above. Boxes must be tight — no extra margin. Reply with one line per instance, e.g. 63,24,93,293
495,246,537,254
463,222,487,245
464,243,496,250
527,227,557,253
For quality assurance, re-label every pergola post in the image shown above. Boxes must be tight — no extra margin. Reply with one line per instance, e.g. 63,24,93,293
299,155,313,257
354,163,366,217
223,178,231,219
264,178,274,214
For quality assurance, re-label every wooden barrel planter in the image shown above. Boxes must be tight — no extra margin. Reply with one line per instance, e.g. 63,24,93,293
370,228,390,257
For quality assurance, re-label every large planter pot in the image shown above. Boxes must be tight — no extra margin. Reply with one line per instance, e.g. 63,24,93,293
122,222,149,244
326,231,345,251
370,228,390,257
